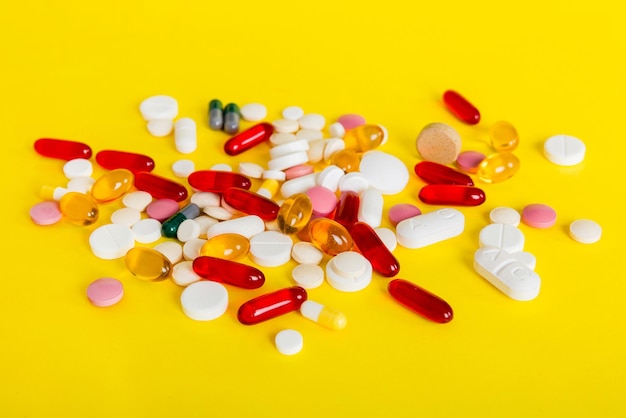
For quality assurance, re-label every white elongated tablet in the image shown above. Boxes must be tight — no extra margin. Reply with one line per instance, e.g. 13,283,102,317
280,173,318,198
326,251,372,292
396,208,465,249
89,224,135,259
249,231,293,267
479,223,524,253
180,281,228,320
359,151,409,195
544,134,586,166
205,215,265,239
270,139,310,159
171,260,201,286
474,246,541,301
358,189,383,228
238,162,265,179
275,329,303,355
267,151,309,171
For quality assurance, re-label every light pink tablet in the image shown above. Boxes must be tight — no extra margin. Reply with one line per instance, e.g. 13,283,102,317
146,198,179,221
306,186,338,217
285,164,315,180
522,203,557,228
388,203,422,227
30,201,62,225
87,278,124,307
456,150,486,174
337,114,366,131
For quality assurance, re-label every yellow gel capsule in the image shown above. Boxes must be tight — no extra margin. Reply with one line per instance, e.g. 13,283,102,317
490,121,519,152
91,168,135,203
343,124,384,152
308,218,353,256
330,148,361,173
277,193,313,234
200,233,250,260
124,247,172,281
59,191,99,225
477,152,520,183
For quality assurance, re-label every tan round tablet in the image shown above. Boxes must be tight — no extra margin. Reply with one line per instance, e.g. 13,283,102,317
416,122,462,164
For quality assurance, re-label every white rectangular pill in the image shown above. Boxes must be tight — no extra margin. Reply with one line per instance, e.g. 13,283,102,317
396,208,465,249
205,215,265,240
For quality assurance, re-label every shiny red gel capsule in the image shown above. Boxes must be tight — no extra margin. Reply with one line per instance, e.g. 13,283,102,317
188,170,252,193
222,187,279,221
34,138,92,160
334,191,360,230
193,256,265,289
96,150,155,173
134,172,188,202
224,122,274,156
443,90,480,125
388,279,453,323
350,222,399,277
237,286,307,325
414,161,474,186
419,184,485,206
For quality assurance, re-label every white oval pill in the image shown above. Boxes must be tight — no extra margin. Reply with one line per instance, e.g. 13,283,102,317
171,260,201,286
282,106,304,121
154,241,183,264
139,95,178,121
275,329,303,355
205,215,266,240
326,251,372,292
489,206,521,227
569,219,602,244
89,224,135,260
543,134,586,166
180,281,228,320
269,139,310,159
190,192,221,208
267,151,309,171
182,238,207,260
63,159,93,179
280,173,318,198
270,132,297,146
238,162,265,179
203,205,234,221
172,159,195,178
299,113,325,130
272,118,300,133
295,129,323,141
110,207,141,227
240,103,267,122
210,163,232,171
292,264,324,289
249,231,293,267
360,151,409,195
479,223,525,253
177,219,201,242
122,191,152,212
291,241,324,265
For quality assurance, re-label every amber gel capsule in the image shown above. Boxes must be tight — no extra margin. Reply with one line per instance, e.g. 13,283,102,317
223,122,274,156
276,193,313,234
238,286,307,325
343,124,385,152
443,90,480,125
477,152,520,183
95,150,155,173
308,218,353,256
59,192,99,225
90,168,134,203
34,138,92,160
200,233,250,260
125,247,172,281
192,256,265,289
388,279,453,323
490,121,519,152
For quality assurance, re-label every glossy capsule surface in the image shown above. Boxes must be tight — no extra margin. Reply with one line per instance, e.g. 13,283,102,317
308,218,353,256
95,150,155,173
223,122,274,156
350,222,400,277
135,172,188,201
237,286,307,325
208,99,223,130
334,191,360,230
200,233,250,260
90,168,134,202
443,90,480,125
188,170,252,193
34,138,92,160
222,187,279,221
419,184,486,206
330,148,360,172
161,203,201,238
477,152,520,183
343,124,384,152
59,192,99,225
490,121,519,152
124,247,172,281
223,103,240,134
388,279,453,323
277,193,313,234
300,300,347,331
193,256,264,289
414,161,474,186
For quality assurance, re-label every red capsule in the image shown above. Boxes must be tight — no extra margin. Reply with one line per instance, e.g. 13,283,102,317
134,172,188,202
414,161,474,186
350,222,400,277
222,187,279,221
192,256,265,289
188,170,252,193
334,191,360,230
238,286,307,325
388,279,453,323
34,138,92,160
224,122,274,156
443,90,480,125
419,184,485,206
96,150,155,173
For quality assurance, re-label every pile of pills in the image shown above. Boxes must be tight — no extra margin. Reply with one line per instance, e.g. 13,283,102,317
29,92,601,355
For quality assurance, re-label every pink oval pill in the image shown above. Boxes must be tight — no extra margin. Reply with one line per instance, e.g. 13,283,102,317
306,185,338,217
87,277,124,307
388,203,422,227
456,150,486,174
337,114,366,131
146,198,180,221
30,201,63,225
285,164,315,180
522,203,557,228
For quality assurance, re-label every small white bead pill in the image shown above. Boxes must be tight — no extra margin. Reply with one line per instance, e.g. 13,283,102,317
544,134,586,166
240,103,267,122
569,219,602,244
180,281,228,321
479,223,525,253
122,191,153,211
154,241,183,264
274,329,303,355
282,106,304,121
172,159,195,178
489,206,521,227
63,159,93,179
292,264,324,289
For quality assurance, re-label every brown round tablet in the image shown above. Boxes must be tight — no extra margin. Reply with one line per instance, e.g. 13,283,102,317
416,122,462,164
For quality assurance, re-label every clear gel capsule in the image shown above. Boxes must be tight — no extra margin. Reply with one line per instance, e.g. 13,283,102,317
188,170,252,193
90,168,134,203
192,256,264,289
388,278,453,323
59,192,99,225
161,203,201,238
95,150,155,173
277,193,313,234
308,218,353,256
334,191,360,230
237,286,307,325
124,247,172,282
350,222,400,277
223,103,240,135
208,99,223,130
223,122,274,156
330,148,361,172
222,187,280,221
477,152,520,183
343,124,384,152
490,121,519,152
419,184,486,206
200,233,249,260
414,161,474,186
300,300,347,331
34,138,92,160
443,90,480,125
135,172,188,202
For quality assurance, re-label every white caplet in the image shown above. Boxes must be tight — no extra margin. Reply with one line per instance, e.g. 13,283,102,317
396,208,465,249
238,162,265,179
280,173,318,198
205,215,265,240
190,192,221,208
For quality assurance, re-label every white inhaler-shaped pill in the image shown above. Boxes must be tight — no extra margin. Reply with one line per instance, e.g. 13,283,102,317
396,208,465,249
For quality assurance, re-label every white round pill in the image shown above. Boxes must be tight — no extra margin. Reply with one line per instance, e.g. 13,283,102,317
182,238,207,260
89,224,135,260
110,207,141,227
328,122,345,138
240,103,267,122
291,242,323,265
307,139,326,163
203,205,234,221
139,95,178,121
190,192,221,208
122,191,153,211
292,264,324,289
317,165,345,192
177,219,201,242
270,132,297,146
326,251,372,292
180,281,228,321
131,218,162,243
282,106,304,121
238,162,264,178
172,159,195,178
338,172,369,194
269,139,310,159
489,206,521,227
375,227,397,252
359,151,409,195
249,231,293,267
295,129,323,141
323,138,346,161
153,241,183,264
298,113,326,130
274,329,303,355
63,159,93,179
479,223,525,253
146,119,174,137
172,260,202,286
272,118,300,133
544,134,586,166
210,163,232,171
569,219,602,244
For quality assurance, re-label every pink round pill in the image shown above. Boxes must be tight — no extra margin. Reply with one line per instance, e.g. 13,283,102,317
285,164,315,180
456,150,486,174
30,201,63,225
306,185,338,217
146,198,180,221
87,277,124,307
521,203,557,228
388,203,422,227
337,114,366,131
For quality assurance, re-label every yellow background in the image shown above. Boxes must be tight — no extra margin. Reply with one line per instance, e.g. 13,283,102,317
2,1,624,417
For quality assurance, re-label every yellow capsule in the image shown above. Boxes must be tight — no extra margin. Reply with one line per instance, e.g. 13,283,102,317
200,233,250,260
91,168,134,203
59,192,99,225
490,121,519,152
330,148,360,173
477,152,520,183
308,218,353,256
343,124,384,152
257,178,279,199
277,193,313,234
300,300,347,331
124,247,172,281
